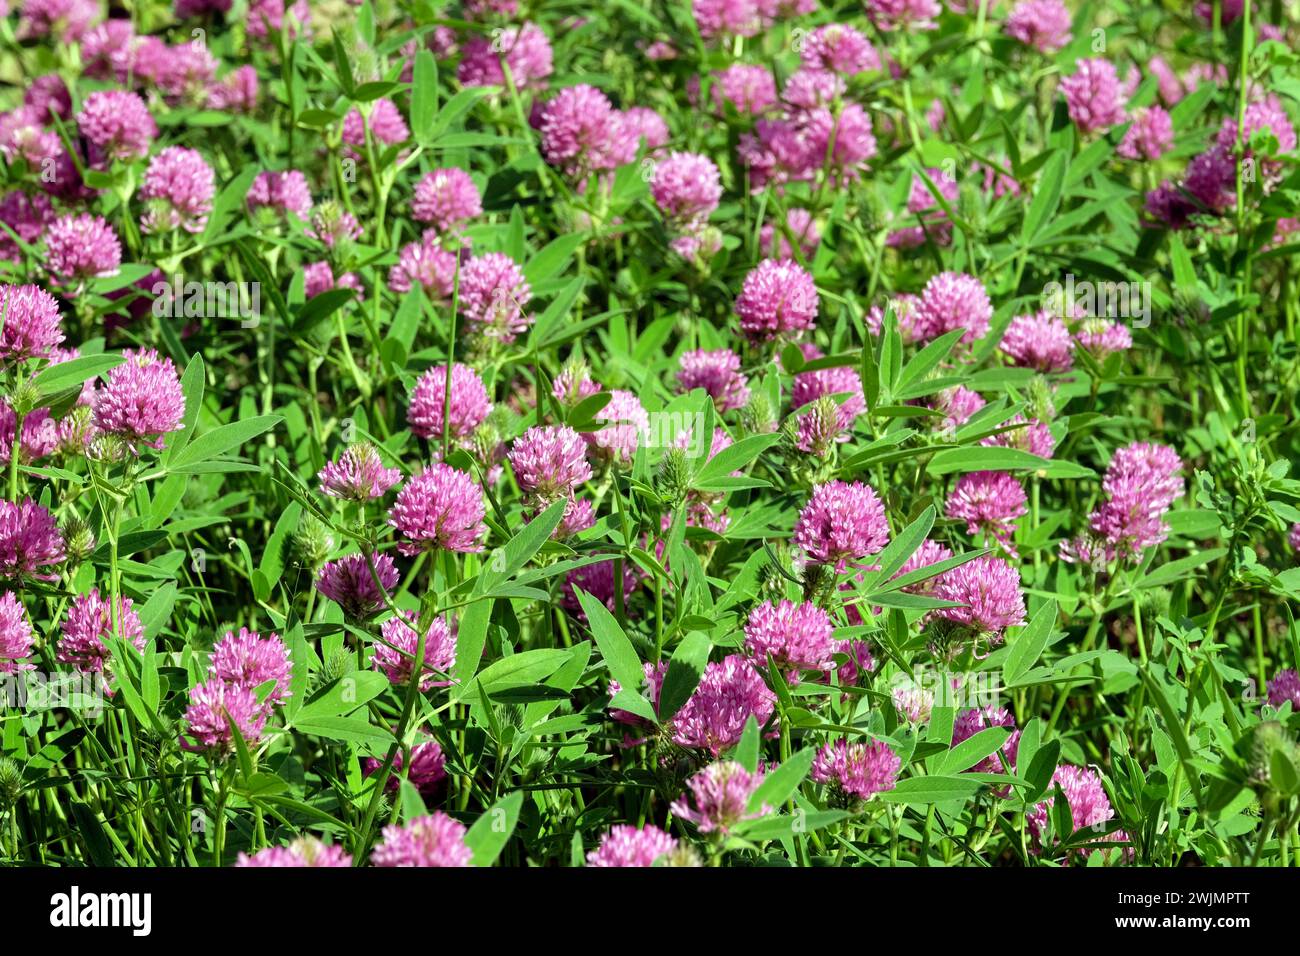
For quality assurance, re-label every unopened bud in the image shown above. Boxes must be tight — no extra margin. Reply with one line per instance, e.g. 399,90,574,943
1027,376,1056,422
321,647,353,685
740,393,776,436
292,516,335,569
62,517,96,563
795,397,840,457
0,756,21,808
656,448,691,505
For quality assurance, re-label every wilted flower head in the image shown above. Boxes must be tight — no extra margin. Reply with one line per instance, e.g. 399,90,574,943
92,348,185,449
76,90,155,162
0,499,65,581
793,480,890,569
671,654,775,755
317,443,401,501
0,283,63,362
236,837,352,867
934,555,1026,637
0,592,34,674
408,363,492,443
812,738,901,799
735,258,819,343
209,628,292,706
315,552,399,619
1060,59,1127,135
389,464,487,555
670,761,769,834
412,167,482,234
586,824,678,867
374,611,456,689
140,147,216,234
371,812,472,867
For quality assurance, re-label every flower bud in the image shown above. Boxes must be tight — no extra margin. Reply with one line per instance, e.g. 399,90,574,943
739,393,776,436
0,756,21,809
655,448,691,506
62,516,96,563
292,516,336,570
